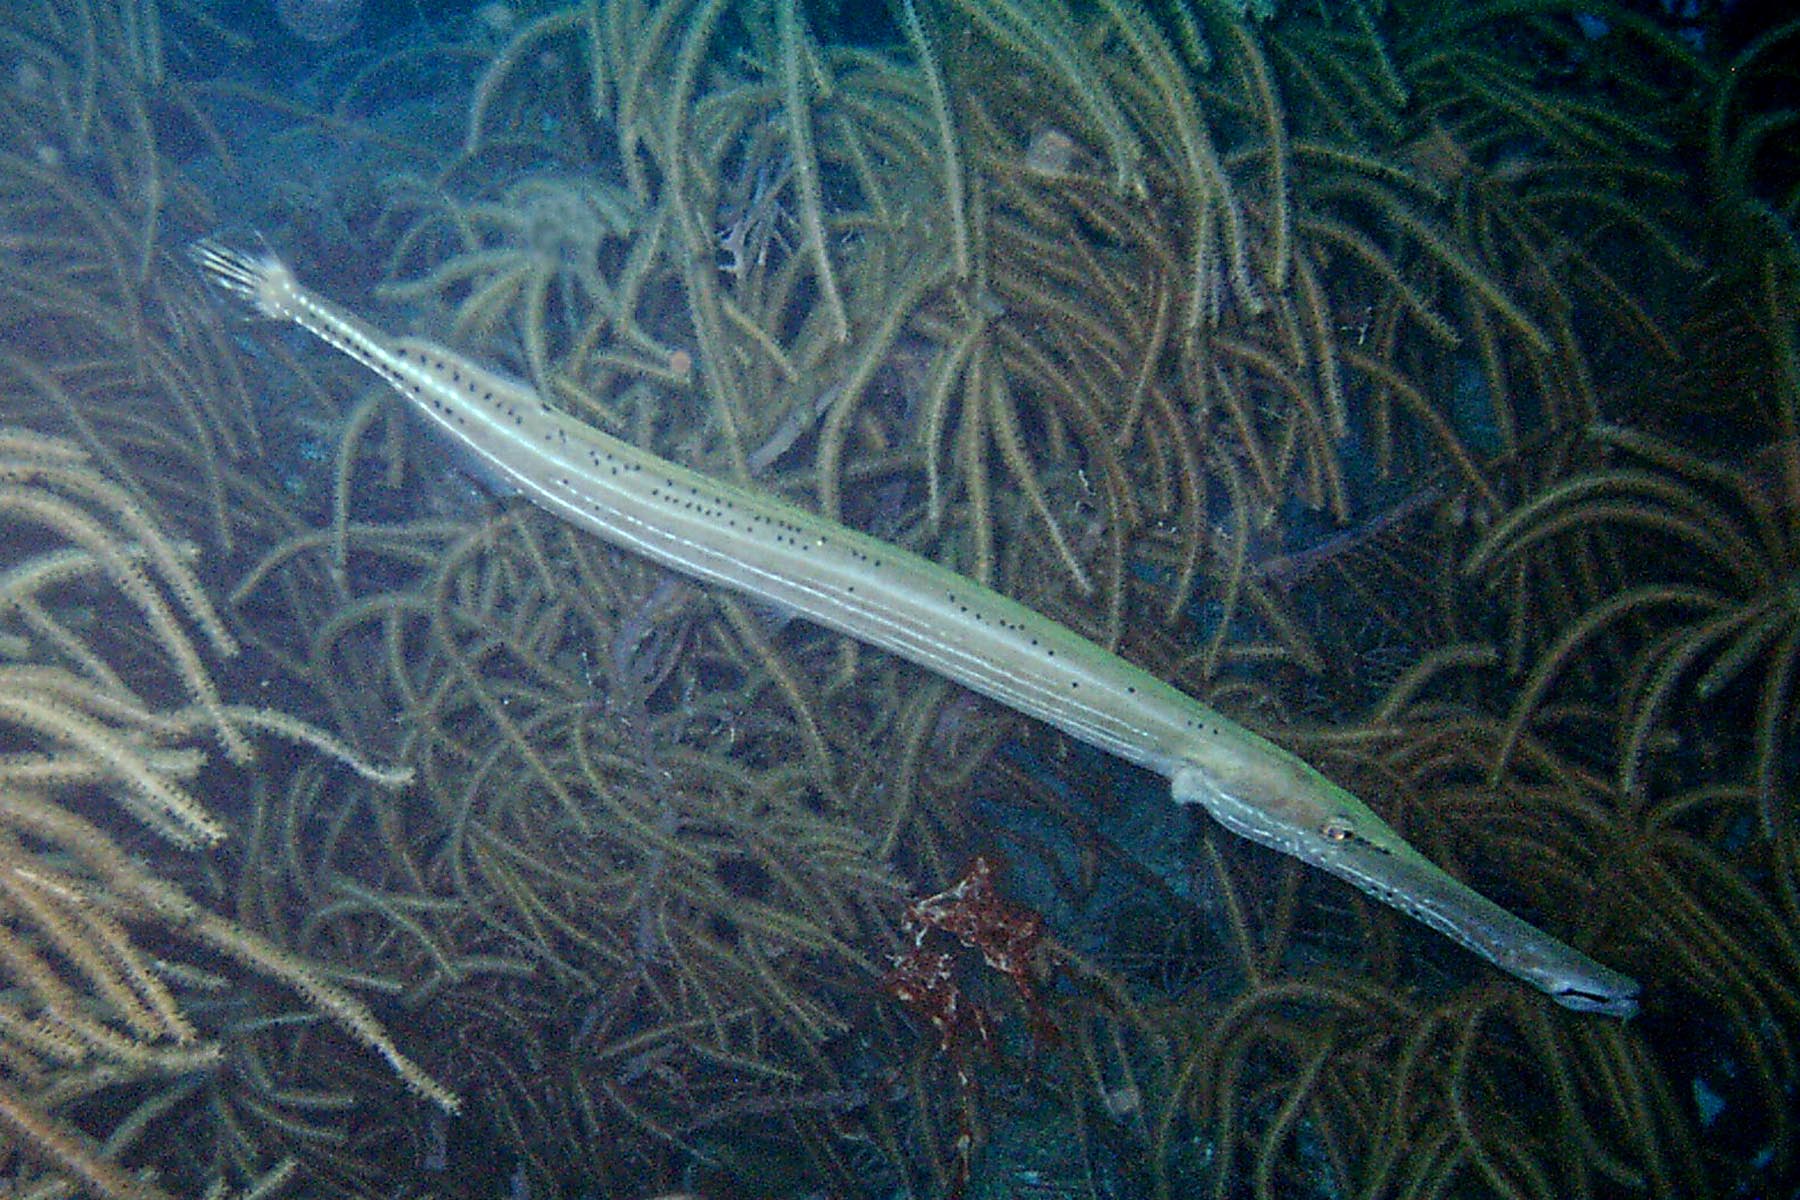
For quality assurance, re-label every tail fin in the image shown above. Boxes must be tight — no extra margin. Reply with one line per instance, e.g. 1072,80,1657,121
189,239,302,322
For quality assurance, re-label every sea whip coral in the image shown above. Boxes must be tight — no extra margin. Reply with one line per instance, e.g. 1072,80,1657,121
274,0,362,45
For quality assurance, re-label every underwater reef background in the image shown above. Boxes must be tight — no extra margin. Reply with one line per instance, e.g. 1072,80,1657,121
2,0,1798,1197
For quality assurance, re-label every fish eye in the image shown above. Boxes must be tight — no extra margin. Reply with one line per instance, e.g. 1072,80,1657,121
1322,817,1355,842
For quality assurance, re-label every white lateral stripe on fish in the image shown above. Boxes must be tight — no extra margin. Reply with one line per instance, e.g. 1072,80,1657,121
193,240,1640,1017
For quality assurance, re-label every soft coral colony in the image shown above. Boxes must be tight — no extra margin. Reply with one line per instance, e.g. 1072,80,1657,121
0,2,1795,1200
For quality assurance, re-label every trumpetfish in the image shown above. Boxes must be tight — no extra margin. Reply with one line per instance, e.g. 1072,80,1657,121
192,240,1639,1017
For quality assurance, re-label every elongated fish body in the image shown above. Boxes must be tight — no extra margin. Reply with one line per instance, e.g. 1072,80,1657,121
194,242,1640,1017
